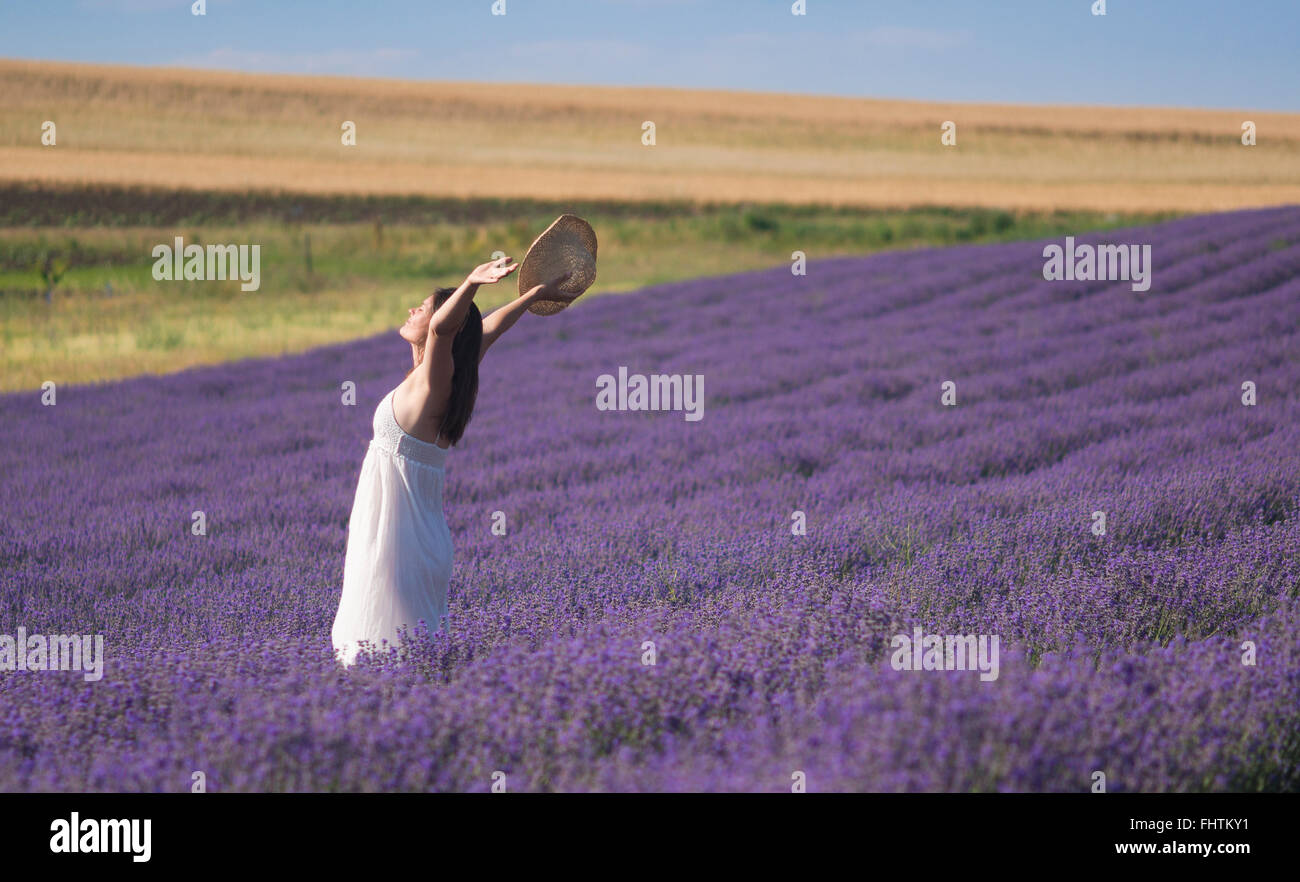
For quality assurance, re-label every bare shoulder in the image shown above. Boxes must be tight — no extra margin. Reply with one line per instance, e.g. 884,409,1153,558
391,375,427,434
392,374,447,445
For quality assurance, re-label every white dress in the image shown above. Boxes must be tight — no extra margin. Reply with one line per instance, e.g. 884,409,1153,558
332,388,453,666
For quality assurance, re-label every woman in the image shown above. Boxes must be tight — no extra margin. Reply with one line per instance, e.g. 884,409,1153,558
331,256,573,665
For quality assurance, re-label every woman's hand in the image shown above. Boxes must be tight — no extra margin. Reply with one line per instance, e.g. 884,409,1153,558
466,256,519,286
480,271,576,364
525,270,575,302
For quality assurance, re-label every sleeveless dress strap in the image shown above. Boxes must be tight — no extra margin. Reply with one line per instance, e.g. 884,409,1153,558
373,389,449,468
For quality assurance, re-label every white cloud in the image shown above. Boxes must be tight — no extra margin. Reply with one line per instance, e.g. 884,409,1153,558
722,26,970,53
80,0,233,11
859,25,971,51
169,47,419,76
495,38,656,63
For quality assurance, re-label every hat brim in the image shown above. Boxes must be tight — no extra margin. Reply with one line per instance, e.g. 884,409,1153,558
517,214,598,316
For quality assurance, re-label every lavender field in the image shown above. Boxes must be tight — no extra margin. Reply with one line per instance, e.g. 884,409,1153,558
2,206,1299,792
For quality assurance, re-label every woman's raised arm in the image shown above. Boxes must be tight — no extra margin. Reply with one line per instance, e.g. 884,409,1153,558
479,271,574,364
427,256,517,341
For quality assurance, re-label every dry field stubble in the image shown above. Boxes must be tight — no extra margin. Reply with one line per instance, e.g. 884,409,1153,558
3,59,1299,211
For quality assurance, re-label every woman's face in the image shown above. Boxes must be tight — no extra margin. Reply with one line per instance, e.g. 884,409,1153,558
399,294,436,343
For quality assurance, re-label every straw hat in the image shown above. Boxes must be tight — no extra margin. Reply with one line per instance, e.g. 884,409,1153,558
517,214,598,316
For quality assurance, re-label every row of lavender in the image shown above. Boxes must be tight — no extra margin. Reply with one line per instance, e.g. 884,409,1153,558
2,206,1298,790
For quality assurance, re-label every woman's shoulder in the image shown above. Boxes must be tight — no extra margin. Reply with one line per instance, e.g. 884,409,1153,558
392,378,450,448
392,374,426,409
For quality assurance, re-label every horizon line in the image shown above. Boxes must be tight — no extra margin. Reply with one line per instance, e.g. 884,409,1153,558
3,55,1297,117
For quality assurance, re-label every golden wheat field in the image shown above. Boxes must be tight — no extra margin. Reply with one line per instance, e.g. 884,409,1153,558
3,59,1299,212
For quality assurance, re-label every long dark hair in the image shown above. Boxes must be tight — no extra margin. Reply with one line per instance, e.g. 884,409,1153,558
415,286,481,447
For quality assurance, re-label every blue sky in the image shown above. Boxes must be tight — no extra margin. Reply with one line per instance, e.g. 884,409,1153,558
2,0,1297,110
